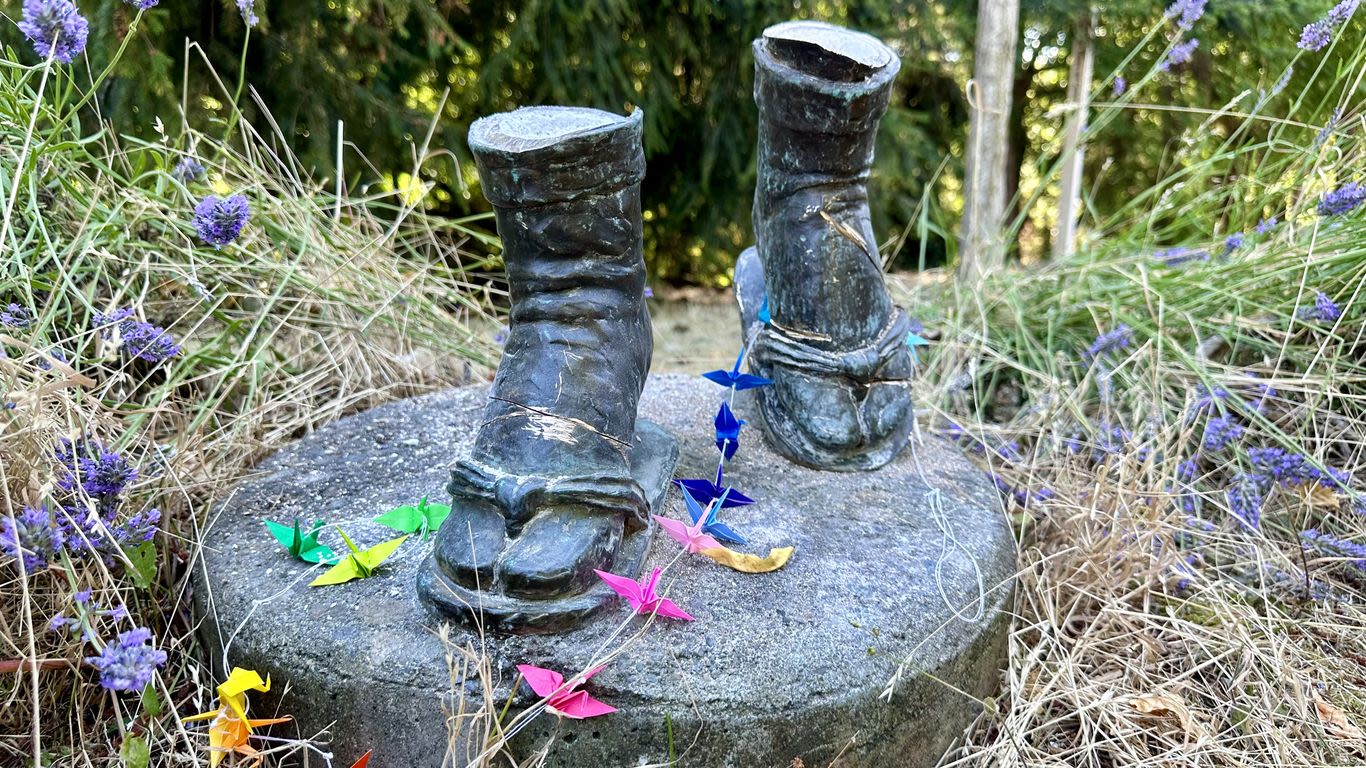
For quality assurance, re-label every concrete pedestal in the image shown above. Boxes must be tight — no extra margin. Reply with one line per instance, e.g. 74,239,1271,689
197,374,1014,767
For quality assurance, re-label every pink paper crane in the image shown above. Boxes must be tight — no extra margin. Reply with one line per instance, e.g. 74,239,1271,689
516,665,617,719
594,567,695,621
652,512,721,554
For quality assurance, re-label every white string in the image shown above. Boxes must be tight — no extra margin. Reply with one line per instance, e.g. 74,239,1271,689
909,422,986,623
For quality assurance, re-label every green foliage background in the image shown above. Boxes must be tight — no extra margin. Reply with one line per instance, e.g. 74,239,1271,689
1,0,1334,282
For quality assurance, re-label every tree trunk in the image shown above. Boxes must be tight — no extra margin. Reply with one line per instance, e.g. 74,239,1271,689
1052,11,1095,261
1003,57,1035,241
959,0,1022,280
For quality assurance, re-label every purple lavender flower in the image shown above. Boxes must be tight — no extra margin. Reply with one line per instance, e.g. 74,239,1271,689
93,308,135,330
1299,20,1333,51
172,157,205,183
1298,291,1342,322
59,505,160,561
18,0,89,64
193,194,249,247
1315,109,1342,148
1,303,33,328
50,438,160,559
1190,383,1229,417
1153,246,1209,266
1113,76,1127,96
1301,529,1366,573
1177,459,1199,482
236,0,259,27
1064,422,1131,464
1202,415,1244,451
85,627,166,693
123,0,159,9
1083,325,1132,364
1225,474,1265,530
1161,39,1200,72
95,308,182,363
57,438,138,502
1328,0,1362,25
35,347,66,371
1173,552,1199,590
1317,182,1366,216
1185,515,1216,533
1248,446,1351,489
1178,491,1201,514
1255,216,1278,235
1269,66,1294,99
122,321,181,362
991,474,1054,509
492,326,508,347
111,508,160,544
1,505,65,572
1222,232,1244,254
1166,0,1207,31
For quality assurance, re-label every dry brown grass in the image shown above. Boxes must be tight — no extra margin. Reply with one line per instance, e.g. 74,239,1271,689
0,56,500,763
902,258,1366,767
950,471,1366,766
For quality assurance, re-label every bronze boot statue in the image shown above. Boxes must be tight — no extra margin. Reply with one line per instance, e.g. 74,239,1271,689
419,106,677,633
735,20,915,472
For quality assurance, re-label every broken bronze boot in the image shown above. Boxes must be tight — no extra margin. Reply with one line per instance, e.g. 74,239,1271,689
735,20,915,472
418,107,678,633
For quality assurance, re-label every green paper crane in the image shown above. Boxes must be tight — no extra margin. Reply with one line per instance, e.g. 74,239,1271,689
373,496,451,540
264,519,337,564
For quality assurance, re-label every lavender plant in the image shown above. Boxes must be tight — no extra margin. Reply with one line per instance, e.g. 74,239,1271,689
17,0,88,63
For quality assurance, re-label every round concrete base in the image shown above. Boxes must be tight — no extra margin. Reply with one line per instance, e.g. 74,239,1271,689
197,374,1014,767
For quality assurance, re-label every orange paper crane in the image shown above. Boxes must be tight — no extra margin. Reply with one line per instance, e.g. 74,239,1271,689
182,667,292,767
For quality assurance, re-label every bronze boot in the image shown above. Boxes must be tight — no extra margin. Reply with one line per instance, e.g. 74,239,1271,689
736,21,915,472
419,107,677,633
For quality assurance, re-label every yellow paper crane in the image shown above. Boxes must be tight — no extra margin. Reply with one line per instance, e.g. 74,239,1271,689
308,529,408,587
182,667,292,767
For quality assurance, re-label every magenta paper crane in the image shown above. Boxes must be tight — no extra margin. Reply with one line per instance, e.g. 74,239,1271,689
594,567,694,621
516,664,617,719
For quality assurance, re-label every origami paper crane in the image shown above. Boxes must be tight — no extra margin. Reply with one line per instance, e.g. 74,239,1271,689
308,529,408,587
701,347,771,391
652,511,722,555
757,296,771,325
905,330,929,364
350,750,373,768
182,667,291,768
674,466,754,509
680,484,746,545
594,567,694,621
517,664,617,719
264,518,336,564
714,401,744,460
373,496,451,540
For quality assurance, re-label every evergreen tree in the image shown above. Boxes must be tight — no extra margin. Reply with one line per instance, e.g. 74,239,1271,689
0,0,1340,278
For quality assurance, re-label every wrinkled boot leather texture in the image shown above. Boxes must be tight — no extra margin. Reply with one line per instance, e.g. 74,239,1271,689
421,108,671,633
739,23,915,472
